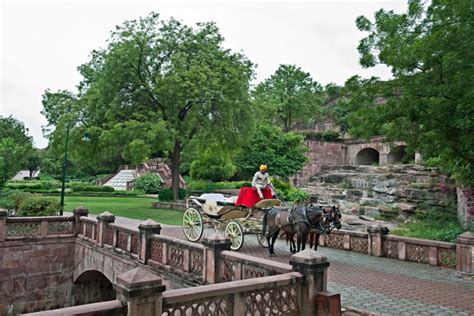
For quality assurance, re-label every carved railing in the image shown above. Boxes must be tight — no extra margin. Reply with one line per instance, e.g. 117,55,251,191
218,251,292,282
21,299,125,316
317,228,457,269
2,216,75,240
161,272,303,316
383,235,456,268
148,234,205,279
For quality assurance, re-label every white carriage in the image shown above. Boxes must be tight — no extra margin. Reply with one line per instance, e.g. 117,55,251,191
182,191,280,251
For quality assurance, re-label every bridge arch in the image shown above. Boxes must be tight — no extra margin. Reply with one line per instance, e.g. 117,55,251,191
72,270,115,305
355,147,380,165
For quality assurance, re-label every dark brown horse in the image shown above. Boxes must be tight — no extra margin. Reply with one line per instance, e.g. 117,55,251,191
308,205,342,250
263,204,336,256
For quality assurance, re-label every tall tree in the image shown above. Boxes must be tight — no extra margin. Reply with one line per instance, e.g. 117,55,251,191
235,124,307,180
353,0,474,185
0,116,34,187
42,13,255,199
254,64,322,131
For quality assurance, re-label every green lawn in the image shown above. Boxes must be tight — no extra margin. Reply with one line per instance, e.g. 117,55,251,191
64,196,183,225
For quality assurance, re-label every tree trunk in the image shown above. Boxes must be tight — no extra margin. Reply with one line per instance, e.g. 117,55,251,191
170,140,181,201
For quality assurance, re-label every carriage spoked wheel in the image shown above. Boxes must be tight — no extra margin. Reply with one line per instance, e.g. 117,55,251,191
257,232,269,248
183,208,204,242
225,221,244,251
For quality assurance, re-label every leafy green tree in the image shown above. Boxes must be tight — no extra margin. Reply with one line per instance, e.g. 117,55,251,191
190,148,236,181
254,64,322,131
25,150,41,178
42,13,255,199
235,125,307,179
353,0,474,185
0,116,34,188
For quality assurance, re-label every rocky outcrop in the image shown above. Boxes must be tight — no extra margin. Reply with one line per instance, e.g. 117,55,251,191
303,164,456,220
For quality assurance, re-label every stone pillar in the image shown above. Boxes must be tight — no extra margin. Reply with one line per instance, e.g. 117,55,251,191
315,291,341,316
73,206,89,235
115,267,165,316
456,232,474,274
202,233,231,284
367,226,387,257
0,209,7,242
97,211,116,247
138,219,161,264
290,249,331,316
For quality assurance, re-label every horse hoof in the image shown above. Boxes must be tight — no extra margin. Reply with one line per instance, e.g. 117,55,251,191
269,253,276,257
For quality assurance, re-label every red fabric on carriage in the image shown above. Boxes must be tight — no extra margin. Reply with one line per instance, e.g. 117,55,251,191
235,187,273,208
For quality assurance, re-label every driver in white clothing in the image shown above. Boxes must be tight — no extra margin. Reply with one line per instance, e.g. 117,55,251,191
252,164,275,199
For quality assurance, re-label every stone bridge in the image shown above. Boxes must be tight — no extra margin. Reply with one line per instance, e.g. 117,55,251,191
1,208,473,315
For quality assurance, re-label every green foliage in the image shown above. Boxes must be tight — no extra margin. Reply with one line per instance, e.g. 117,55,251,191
353,0,474,186
253,64,323,131
269,177,309,203
298,131,342,142
186,180,250,192
0,116,34,188
134,174,162,194
71,185,115,193
16,196,60,216
286,188,310,204
158,188,186,201
391,206,463,242
42,12,255,200
190,149,236,182
235,125,307,179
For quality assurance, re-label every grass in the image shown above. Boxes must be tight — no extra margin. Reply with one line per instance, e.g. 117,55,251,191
391,208,463,243
63,196,183,226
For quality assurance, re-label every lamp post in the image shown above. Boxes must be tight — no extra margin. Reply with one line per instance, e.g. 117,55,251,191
59,125,90,216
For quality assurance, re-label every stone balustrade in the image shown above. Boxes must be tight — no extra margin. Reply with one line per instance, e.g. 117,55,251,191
162,272,303,315
0,211,75,241
21,300,125,316
318,227,461,269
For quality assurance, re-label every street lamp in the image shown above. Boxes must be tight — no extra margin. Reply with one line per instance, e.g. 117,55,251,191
59,126,90,216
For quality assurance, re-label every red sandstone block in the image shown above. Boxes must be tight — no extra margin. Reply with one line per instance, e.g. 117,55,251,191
26,276,48,291
315,291,341,316
13,278,26,292
2,259,20,269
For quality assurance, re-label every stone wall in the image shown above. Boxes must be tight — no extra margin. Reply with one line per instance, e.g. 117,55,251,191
457,188,474,230
303,164,456,220
293,140,345,185
0,237,75,314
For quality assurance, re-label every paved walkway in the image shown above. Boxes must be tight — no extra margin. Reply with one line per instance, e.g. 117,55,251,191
109,215,474,315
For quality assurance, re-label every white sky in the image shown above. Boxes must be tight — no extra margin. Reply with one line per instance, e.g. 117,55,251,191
1,0,407,149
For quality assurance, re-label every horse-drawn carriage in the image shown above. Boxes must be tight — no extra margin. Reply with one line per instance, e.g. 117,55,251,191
182,187,280,250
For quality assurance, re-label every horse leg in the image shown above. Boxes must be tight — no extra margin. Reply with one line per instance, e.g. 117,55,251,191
314,233,319,251
308,231,314,248
269,230,279,256
301,231,309,251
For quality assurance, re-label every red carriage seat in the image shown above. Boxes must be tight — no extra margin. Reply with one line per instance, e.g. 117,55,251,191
235,187,273,208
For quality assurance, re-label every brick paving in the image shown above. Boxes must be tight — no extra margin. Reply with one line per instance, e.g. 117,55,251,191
110,216,474,315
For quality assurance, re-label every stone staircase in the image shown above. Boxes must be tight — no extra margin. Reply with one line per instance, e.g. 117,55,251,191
98,158,186,191
103,170,137,191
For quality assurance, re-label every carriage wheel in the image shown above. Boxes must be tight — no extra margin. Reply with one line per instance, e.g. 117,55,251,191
225,221,244,251
257,232,269,248
183,208,204,242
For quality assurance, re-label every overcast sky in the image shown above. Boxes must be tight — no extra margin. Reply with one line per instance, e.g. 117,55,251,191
1,0,406,148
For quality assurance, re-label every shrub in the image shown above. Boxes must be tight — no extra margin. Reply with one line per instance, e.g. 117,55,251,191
190,150,236,182
0,198,17,216
16,196,60,216
186,180,250,192
71,185,115,192
286,188,310,204
134,174,162,194
299,131,342,142
8,191,32,210
158,188,186,201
